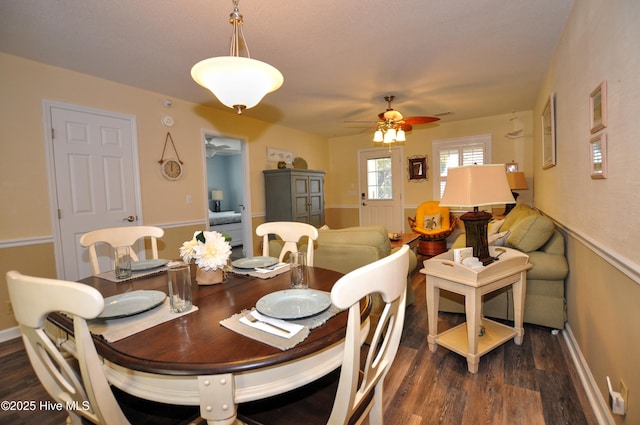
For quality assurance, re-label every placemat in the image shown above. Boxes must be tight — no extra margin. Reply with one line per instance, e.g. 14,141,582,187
230,263,290,279
96,267,169,283
88,298,198,342
219,300,343,351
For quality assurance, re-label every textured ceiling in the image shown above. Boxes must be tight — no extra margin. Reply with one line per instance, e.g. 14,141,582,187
0,0,574,138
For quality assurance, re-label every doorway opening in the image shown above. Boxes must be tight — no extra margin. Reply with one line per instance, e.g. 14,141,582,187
202,132,252,259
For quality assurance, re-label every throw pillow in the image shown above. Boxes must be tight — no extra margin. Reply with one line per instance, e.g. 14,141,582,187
505,214,555,252
488,219,505,236
489,230,510,246
423,213,442,230
501,203,538,232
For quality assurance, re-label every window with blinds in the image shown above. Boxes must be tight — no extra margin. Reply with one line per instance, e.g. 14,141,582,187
432,135,492,199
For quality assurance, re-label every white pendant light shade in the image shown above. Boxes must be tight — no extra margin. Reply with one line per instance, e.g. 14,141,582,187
396,128,406,142
191,56,283,112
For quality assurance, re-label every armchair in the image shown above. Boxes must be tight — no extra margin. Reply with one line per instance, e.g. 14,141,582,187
409,200,458,256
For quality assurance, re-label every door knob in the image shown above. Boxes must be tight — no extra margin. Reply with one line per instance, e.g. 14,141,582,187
123,215,136,222
362,202,367,206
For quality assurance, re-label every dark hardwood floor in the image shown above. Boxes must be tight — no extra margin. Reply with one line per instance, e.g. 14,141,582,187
0,269,598,425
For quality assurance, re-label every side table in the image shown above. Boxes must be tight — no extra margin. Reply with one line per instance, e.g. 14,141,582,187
389,232,421,249
420,247,532,373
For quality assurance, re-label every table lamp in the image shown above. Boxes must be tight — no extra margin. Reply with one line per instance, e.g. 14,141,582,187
505,172,528,214
440,164,515,266
211,190,224,212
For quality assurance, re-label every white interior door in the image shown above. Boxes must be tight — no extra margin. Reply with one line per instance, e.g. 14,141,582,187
47,103,141,281
358,147,404,233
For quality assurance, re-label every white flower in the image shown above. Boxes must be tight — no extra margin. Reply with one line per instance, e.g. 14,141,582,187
179,231,232,271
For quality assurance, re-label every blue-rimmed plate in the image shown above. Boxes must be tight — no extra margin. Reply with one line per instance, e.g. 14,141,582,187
131,259,169,271
98,290,166,319
232,256,278,269
256,289,332,320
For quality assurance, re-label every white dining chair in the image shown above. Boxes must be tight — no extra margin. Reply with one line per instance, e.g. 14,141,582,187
238,244,410,425
6,271,202,425
256,221,319,266
80,226,164,274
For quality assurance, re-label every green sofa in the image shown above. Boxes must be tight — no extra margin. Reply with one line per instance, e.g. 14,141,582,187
268,225,418,337
440,204,569,329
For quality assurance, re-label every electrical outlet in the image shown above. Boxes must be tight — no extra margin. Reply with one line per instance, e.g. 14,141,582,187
620,379,629,415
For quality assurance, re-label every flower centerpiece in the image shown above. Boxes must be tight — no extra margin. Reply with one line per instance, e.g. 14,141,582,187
180,230,232,285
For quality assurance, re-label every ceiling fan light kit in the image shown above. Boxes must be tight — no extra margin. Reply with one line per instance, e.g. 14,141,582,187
372,95,439,146
191,0,283,114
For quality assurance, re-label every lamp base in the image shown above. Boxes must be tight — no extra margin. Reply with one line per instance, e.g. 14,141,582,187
460,210,494,266
213,200,221,212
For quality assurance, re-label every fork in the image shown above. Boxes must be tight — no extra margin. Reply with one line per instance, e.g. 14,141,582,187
245,312,290,334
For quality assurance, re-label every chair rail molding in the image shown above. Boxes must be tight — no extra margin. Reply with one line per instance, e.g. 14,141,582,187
0,235,54,249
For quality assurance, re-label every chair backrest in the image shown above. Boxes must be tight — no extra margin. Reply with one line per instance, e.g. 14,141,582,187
6,271,131,425
79,226,165,274
328,244,410,424
256,221,319,266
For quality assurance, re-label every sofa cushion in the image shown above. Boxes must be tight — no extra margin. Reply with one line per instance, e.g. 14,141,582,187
540,229,566,255
527,250,569,280
505,214,555,253
316,226,391,259
501,203,539,232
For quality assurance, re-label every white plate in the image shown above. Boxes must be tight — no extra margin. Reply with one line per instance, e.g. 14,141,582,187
232,256,279,269
98,290,166,319
131,259,169,271
256,289,332,319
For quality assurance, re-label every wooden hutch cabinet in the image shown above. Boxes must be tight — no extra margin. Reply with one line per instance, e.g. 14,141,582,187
263,169,325,226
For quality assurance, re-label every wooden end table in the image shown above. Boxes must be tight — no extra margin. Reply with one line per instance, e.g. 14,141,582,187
420,247,532,373
389,232,421,249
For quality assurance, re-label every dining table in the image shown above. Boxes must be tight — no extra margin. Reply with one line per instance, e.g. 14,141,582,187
48,264,370,425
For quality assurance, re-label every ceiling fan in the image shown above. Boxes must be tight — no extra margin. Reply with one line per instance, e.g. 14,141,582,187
346,95,441,132
376,95,440,131
205,141,231,158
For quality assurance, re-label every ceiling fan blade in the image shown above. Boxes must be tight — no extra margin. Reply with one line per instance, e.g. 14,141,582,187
397,123,413,132
403,116,441,125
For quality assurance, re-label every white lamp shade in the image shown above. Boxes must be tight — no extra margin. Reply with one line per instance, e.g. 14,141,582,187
191,56,284,109
373,129,383,142
396,128,406,142
211,190,224,201
383,128,396,143
440,164,515,207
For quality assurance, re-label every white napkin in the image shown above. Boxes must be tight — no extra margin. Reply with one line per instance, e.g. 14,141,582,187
239,309,304,339
253,262,289,273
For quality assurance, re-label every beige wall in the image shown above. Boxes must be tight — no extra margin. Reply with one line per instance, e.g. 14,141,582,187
533,0,640,423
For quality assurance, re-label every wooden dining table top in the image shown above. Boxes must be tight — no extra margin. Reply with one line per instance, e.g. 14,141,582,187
48,266,368,377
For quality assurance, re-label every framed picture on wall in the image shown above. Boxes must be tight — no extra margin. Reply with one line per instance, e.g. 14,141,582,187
590,133,607,179
408,155,428,181
541,93,556,169
590,80,607,134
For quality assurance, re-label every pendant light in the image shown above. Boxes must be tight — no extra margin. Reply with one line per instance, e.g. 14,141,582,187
191,0,284,114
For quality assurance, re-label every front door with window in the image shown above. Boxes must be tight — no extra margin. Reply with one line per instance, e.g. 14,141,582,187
358,147,403,233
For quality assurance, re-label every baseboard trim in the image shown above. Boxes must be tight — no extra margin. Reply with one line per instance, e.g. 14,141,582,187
563,324,614,425
0,326,20,343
